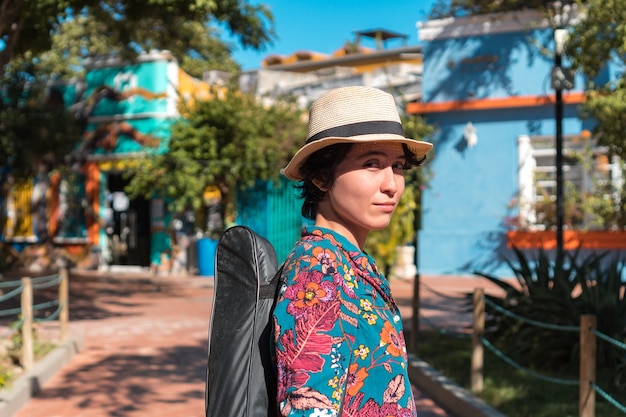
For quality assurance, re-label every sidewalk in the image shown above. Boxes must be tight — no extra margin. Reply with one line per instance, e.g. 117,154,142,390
9,270,501,417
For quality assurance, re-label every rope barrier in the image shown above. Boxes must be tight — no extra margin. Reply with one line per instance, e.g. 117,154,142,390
0,273,65,328
0,306,23,317
33,300,59,311
0,284,24,303
0,270,68,387
30,274,60,285
420,281,470,300
591,382,626,414
418,284,626,416
0,279,21,289
418,312,472,339
590,328,626,352
419,301,470,314
32,274,61,290
35,305,62,322
483,296,581,332
480,336,579,386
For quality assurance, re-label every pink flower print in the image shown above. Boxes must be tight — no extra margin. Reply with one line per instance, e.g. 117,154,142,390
285,270,335,318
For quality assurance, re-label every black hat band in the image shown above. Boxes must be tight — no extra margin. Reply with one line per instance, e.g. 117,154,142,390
306,120,406,144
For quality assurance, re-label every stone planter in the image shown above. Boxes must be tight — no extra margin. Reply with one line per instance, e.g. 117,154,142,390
391,245,417,280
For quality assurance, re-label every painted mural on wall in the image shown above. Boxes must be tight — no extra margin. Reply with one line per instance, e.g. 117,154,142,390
0,54,183,270
70,60,174,157
1,51,248,272
74,87,167,154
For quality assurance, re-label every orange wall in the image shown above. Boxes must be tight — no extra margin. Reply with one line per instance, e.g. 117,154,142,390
507,231,626,250
407,92,586,114
85,162,100,245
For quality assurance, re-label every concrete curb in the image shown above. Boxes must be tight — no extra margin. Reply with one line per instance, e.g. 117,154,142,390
0,334,84,417
408,354,508,417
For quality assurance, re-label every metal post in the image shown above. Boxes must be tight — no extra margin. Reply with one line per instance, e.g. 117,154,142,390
412,182,423,352
548,0,574,261
555,48,565,262
411,273,420,352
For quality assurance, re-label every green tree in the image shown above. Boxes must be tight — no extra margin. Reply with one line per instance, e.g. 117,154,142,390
565,0,626,160
124,89,307,222
0,60,80,177
0,0,275,75
0,0,276,176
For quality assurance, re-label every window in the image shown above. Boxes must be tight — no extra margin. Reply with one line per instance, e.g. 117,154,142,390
2,178,36,241
54,173,88,241
517,134,623,230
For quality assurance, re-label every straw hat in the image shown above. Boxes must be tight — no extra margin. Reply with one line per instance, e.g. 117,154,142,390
281,86,433,181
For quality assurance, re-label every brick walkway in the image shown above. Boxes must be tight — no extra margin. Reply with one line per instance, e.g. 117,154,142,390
12,271,499,417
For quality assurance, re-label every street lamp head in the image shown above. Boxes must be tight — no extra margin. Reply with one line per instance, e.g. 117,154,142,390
542,0,577,28
554,28,568,54
542,0,575,8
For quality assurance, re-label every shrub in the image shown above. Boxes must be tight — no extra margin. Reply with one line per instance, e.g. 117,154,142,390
475,247,626,391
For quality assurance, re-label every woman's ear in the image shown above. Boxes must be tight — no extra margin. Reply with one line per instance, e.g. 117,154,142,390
312,177,329,192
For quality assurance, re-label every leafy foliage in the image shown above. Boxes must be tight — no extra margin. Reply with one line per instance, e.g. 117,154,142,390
0,320,57,389
0,60,81,175
0,0,276,177
124,89,307,216
565,0,626,165
531,181,586,229
0,0,275,75
580,81,626,160
565,0,626,81
475,247,626,388
0,0,79,69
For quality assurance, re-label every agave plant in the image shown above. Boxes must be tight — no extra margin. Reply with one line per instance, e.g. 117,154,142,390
475,246,626,380
572,254,626,373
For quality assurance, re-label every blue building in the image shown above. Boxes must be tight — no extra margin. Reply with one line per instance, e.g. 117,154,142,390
409,10,624,276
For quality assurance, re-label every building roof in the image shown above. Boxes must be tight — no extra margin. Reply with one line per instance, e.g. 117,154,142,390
354,28,408,43
260,44,422,73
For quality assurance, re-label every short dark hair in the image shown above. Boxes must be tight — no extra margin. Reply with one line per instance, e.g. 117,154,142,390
297,142,426,220
298,143,353,220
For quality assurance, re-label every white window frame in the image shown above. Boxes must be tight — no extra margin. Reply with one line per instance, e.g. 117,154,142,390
517,134,622,230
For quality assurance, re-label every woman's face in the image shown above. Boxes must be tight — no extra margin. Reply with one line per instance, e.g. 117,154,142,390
314,142,407,249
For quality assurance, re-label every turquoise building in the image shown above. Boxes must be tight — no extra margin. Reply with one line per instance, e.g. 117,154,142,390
1,51,301,273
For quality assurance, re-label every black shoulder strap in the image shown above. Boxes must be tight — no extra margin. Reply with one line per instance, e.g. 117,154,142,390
259,263,284,299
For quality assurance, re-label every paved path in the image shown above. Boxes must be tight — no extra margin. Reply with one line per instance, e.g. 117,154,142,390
12,271,499,417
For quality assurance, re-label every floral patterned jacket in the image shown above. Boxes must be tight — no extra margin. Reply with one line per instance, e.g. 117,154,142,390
272,227,416,417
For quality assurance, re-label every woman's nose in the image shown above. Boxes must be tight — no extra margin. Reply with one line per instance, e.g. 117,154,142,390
381,166,400,195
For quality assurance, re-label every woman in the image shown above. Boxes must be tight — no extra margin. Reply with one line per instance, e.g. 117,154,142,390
273,86,433,416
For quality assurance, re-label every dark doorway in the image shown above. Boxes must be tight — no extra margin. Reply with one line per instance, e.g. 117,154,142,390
106,173,151,266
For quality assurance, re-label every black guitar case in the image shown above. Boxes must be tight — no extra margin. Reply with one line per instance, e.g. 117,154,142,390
205,225,281,417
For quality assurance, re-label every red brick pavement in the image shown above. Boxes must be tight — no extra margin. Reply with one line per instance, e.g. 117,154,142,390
13,271,502,417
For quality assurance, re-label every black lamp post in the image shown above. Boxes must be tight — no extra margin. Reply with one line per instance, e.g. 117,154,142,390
544,0,575,261
554,27,566,262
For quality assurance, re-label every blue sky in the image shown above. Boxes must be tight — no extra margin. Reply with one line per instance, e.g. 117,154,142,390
230,0,438,70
